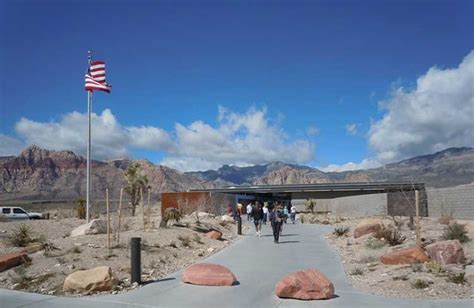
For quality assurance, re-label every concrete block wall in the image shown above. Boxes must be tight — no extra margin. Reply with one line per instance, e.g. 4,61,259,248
426,187,474,219
328,193,387,218
305,187,474,219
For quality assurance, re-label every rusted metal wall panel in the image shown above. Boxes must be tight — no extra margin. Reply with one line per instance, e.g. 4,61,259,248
161,192,235,215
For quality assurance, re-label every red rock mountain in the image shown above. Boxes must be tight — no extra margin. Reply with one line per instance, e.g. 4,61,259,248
0,146,213,201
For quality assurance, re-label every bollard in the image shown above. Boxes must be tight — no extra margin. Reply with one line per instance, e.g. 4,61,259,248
131,237,141,284
237,215,242,235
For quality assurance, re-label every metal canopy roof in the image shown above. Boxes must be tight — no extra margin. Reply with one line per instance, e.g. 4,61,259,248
190,182,425,199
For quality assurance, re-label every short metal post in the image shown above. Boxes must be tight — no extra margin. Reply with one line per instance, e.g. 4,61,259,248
237,215,242,235
131,237,141,284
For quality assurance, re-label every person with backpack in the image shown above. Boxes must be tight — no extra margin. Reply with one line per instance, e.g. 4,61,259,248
290,203,297,224
269,206,283,243
252,202,264,237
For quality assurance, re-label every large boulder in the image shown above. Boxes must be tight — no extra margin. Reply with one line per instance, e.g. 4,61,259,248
353,222,382,238
63,266,115,293
275,269,334,300
182,263,237,286
0,251,30,272
205,230,223,240
70,219,109,237
380,246,430,265
424,240,465,265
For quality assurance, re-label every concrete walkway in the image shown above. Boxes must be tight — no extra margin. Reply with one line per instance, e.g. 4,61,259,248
1,222,472,307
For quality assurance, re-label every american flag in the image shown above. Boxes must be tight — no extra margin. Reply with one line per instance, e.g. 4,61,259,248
85,60,111,93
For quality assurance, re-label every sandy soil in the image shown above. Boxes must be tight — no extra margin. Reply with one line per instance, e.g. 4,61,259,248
0,209,241,296
324,215,474,299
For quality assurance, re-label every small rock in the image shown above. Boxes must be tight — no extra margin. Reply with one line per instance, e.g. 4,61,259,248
207,247,215,253
67,264,75,270
63,266,115,293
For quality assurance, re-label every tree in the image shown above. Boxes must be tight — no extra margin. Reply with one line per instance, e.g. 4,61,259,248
124,163,149,216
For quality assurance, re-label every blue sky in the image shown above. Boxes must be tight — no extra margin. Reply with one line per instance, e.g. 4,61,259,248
1,0,473,171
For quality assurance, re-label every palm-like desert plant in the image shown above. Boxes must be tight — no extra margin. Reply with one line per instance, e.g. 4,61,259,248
124,163,149,216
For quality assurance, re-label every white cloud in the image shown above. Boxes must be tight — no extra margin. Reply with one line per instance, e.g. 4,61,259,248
14,109,174,160
368,51,474,163
307,126,320,136
345,123,359,136
161,106,314,171
0,134,25,156
320,159,380,172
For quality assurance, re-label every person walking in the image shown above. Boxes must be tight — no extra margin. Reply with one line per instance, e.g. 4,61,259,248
253,203,264,237
290,203,297,224
269,206,283,243
262,204,268,224
283,206,289,224
246,202,253,222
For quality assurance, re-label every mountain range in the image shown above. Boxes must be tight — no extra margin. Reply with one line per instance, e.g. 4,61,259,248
0,145,473,201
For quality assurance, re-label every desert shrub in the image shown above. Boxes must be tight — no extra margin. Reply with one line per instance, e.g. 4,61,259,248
168,240,177,248
75,198,86,219
365,237,386,249
177,235,191,247
442,223,470,243
357,254,378,264
192,233,203,244
411,279,430,289
392,275,409,281
424,261,442,274
374,225,406,246
9,224,33,247
160,208,182,228
321,220,331,225
411,262,423,272
334,226,349,236
299,215,305,224
71,246,82,254
350,268,364,275
447,273,466,284
438,215,452,225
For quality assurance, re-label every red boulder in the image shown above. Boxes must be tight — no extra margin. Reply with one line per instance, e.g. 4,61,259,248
380,246,430,265
275,269,334,300
353,222,382,238
0,251,30,272
424,240,465,265
205,230,223,240
182,263,237,286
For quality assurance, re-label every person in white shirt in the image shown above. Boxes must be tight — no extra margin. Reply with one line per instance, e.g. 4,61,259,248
246,203,253,221
262,205,269,224
290,204,297,224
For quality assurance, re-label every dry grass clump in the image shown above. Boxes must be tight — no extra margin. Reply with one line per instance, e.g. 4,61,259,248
192,233,203,244
447,273,466,284
160,208,182,228
438,215,452,225
9,224,33,247
411,262,423,272
411,279,430,289
373,225,406,246
365,237,386,249
442,222,470,243
350,268,364,275
177,235,191,247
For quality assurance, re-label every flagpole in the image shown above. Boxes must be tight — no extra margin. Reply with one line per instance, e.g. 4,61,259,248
86,50,92,223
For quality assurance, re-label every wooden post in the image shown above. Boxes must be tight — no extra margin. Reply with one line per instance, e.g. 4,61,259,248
117,188,123,246
147,188,151,230
106,188,111,255
415,190,421,248
140,188,145,231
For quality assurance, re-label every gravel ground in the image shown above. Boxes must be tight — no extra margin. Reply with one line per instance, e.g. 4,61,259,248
0,209,242,296
325,216,474,299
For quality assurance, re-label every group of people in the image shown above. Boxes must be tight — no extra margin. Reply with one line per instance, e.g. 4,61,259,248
246,201,297,243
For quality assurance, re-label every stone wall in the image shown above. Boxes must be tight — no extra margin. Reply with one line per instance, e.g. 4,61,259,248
305,187,474,219
426,187,474,219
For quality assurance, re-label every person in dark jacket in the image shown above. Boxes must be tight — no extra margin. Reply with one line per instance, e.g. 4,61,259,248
252,202,264,237
269,206,283,243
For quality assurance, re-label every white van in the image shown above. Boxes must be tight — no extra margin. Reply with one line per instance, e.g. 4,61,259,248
0,207,44,220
